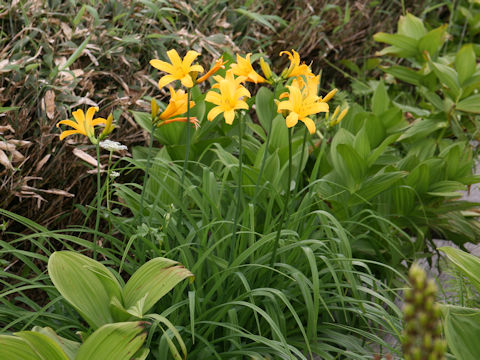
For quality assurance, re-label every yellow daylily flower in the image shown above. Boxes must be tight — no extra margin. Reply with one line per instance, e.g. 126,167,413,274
205,69,251,125
280,49,312,78
159,116,200,129
197,57,226,84
158,87,195,121
277,81,329,134
153,87,198,128
150,49,204,89
279,74,320,100
230,53,266,84
56,107,108,142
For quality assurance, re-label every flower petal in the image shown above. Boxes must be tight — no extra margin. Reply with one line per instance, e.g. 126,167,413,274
205,91,222,105
166,49,182,68
150,59,175,74
224,109,235,125
235,86,251,99
72,109,86,132
180,74,194,88
72,109,85,124
207,106,224,122
158,74,178,89
277,100,293,112
59,129,83,140
56,119,80,130
304,102,329,115
182,50,201,68
285,112,298,128
85,107,99,123
235,100,249,111
301,117,316,134
91,117,107,126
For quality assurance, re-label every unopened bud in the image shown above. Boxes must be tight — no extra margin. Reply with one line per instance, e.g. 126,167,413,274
260,57,273,80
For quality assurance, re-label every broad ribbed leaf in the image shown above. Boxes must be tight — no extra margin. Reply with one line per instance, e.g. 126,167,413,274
48,251,122,329
76,322,146,360
0,335,40,360
16,331,69,360
123,257,193,315
255,86,274,130
382,65,421,85
430,61,461,99
352,171,406,206
398,13,426,39
439,247,480,294
443,305,480,360
371,81,389,116
337,144,366,189
418,24,447,57
31,327,80,360
456,94,480,114
456,44,476,85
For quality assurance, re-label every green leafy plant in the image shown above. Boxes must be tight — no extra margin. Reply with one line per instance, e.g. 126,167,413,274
439,247,480,360
0,322,148,360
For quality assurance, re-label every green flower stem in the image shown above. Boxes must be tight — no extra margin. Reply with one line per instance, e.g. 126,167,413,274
229,112,244,264
137,118,156,262
251,97,275,208
93,143,101,260
178,88,192,230
270,127,292,267
294,126,308,200
106,150,113,212
138,122,156,226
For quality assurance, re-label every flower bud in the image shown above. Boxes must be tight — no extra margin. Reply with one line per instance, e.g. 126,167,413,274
260,57,273,80
151,98,159,119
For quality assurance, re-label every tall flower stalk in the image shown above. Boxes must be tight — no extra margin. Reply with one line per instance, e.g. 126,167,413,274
230,111,244,263
94,143,101,259
270,128,292,267
178,88,192,230
205,68,251,262
56,107,115,259
137,115,156,227
270,68,334,266
150,50,208,232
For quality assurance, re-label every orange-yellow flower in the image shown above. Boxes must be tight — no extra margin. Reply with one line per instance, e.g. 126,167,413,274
280,49,312,78
56,107,109,142
197,57,226,84
230,53,266,84
159,87,195,121
150,49,204,88
205,69,251,125
279,73,320,100
154,87,198,128
277,76,329,134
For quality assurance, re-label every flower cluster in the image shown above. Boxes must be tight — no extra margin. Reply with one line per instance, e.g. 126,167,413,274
402,264,446,360
56,48,345,148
